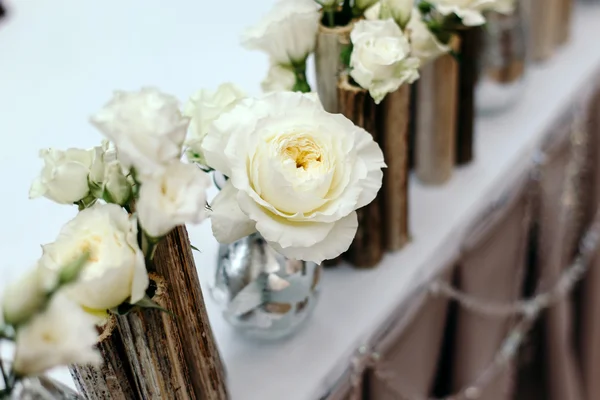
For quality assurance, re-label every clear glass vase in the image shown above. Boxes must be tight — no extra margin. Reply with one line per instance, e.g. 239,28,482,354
476,2,530,115
211,233,321,341
3,376,81,400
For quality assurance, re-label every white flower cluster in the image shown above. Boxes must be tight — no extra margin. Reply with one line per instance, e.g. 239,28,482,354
1,88,212,386
428,0,515,26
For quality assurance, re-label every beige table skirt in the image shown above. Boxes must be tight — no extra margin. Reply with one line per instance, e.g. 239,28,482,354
326,72,600,400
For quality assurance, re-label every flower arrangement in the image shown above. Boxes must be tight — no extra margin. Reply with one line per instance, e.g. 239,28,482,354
1,87,213,397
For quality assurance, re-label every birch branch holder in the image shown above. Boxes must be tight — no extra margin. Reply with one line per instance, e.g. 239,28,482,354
70,226,228,400
338,77,384,268
315,22,354,113
70,317,137,400
117,275,196,399
146,226,228,399
415,46,460,185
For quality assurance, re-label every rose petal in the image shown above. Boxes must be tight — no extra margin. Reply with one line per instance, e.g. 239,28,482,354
210,182,257,243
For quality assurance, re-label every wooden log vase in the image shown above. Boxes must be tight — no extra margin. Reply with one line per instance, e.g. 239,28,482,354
70,226,228,400
338,76,410,268
456,28,483,165
415,43,460,185
315,21,354,113
530,0,562,61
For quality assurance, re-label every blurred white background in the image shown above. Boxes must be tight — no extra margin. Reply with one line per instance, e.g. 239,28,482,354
0,0,283,390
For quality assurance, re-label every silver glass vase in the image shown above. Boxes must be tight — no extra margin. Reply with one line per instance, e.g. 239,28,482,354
476,1,530,114
211,233,321,340
3,376,82,400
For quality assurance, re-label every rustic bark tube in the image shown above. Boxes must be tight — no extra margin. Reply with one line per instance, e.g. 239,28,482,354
415,52,459,185
117,275,195,399
379,85,411,251
338,77,384,268
148,226,228,399
315,22,353,113
70,226,228,400
70,318,138,400
530,0,561,61
456,28,481,165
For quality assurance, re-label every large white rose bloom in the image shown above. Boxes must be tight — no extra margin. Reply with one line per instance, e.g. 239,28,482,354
407,8,451,65
13,294,100,376
90,88,189,177
350,19,420,104
39,203,148,312
203,92,386,264
241,0,320,65
429,0,515,26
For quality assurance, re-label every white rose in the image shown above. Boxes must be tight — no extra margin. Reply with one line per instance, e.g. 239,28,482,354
407,8,451,65
380,0,413,27
203,92,385,264
261,64,297,93
241,0,320,65
429,0,513,26
90,87,189,177
13,294,100,376
350,19,420,104
2,268,49,326
137,162,210,238
29,148,94,205
40,203,148,312
89,140,119,188
183,83,246,166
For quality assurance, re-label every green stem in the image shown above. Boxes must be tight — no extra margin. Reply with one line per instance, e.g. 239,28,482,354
325,8,335,27
142,232,160,263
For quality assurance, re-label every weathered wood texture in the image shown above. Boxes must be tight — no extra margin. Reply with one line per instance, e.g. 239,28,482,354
379,85,411,251
415,51,459,185
148,226,228,399
118,275,195,399
338,77,411,266
70,226,228,400
338,78,385,268
456,28,482,165
70,318,137,400
530,0,561,61
315,22,353,113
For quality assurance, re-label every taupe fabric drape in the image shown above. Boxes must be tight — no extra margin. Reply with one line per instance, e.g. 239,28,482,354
449,176,532,400
537,124,584,400
326,74,600,400
579,87,600,400
367,270,452,400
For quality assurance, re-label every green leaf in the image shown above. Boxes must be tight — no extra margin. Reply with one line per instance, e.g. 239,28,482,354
190,244,202,253
340,43,353,69
135,296,176,317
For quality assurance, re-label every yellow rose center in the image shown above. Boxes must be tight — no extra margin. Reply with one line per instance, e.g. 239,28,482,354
277,134,324,171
